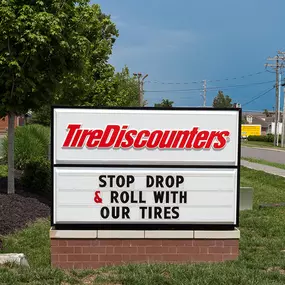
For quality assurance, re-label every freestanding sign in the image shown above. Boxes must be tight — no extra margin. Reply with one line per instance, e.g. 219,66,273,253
52,107,241,230
241,124,261,138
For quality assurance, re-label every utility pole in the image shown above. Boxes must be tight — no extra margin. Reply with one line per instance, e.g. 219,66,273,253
202,80,207,107
277,51,285,148
277,73,282,146
282,81,285,147
133,73,148,107
265,52,285,146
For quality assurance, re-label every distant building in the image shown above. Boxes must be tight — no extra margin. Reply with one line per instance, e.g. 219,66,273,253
243,111,276,135
267,122,283,135
0,116,23,134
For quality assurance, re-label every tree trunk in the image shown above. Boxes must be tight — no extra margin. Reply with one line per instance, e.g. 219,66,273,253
7,113,15,194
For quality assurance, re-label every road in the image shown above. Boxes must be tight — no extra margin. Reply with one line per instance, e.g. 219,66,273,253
241,146,285,164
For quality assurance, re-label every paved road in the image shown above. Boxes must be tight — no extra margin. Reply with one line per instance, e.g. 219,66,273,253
241,146,285,164
241,160,285,177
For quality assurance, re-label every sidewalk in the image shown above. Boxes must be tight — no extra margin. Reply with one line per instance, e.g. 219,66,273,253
242,145,285,153
241,160,285,178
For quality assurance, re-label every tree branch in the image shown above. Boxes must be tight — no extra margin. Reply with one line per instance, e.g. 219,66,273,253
21,56,29,69
10,74,15,97
7,37,11,54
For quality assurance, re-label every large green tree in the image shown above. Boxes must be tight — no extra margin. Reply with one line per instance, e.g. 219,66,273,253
0,0,118,193
30,66,140,126
154,99,174,107
87,65,140,107
212,91,233,108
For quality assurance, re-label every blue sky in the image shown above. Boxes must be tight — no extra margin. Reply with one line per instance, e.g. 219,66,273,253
94,0,285,111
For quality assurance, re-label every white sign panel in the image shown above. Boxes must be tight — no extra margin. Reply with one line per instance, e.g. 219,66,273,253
53,108,240,166
53,167,238,225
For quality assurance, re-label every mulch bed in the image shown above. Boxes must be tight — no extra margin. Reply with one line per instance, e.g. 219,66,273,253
0,176,51,236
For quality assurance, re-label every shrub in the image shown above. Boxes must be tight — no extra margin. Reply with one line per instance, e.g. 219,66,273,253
247,134,281,143
1,124,50,170
21,157,51,197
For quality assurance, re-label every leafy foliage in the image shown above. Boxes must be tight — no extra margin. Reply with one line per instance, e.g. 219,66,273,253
0,1,118,193
21,157,51,197
247,134,280,143
0,1,118,116
263,109,271,117
29,105,51,126
30,66,140,126
1,124,50,170
110,66,140,107
212,91,233,108
154,99,174,107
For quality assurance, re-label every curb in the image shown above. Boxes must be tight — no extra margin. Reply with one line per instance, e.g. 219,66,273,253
242,146,285,153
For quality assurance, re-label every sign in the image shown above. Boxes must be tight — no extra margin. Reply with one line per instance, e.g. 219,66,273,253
241,124,261,137
52,107,241,230
54,167,238,224
53,109,239,166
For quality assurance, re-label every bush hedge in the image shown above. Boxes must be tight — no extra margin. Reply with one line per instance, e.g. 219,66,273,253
247,134,281,143
1,124,50,170
21,157,51,198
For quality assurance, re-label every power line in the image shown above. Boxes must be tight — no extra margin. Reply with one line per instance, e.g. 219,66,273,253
241,87,275,107
265,52,285,146
144,80,275,93
202,80,206,107
145,71,266,85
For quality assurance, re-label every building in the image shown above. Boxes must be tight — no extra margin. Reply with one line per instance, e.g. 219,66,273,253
0,116,23,134
244,113,274,135
267,122,283,135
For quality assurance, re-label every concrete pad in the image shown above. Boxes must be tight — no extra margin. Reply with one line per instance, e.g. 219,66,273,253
97,230,144,239
0,253,29,267
194,228,240,239
145,230,194,239
50,229,97,239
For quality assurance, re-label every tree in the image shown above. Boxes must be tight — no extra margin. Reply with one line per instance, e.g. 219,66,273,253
91,65,140,107
0,1,118,193
30,66,140,126
154,99,174,107
212,91,233,108
263,109,270,117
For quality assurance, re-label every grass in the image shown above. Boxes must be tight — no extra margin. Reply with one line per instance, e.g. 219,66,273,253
242,140,285,150
242,157,285,170
1,167,285,284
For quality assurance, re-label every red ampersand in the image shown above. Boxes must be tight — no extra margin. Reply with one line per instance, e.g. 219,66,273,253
94,191,102,204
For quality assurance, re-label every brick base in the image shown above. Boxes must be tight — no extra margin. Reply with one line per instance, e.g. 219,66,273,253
51,238,239,269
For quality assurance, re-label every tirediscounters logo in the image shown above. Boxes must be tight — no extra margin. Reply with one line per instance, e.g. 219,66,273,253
62,124,231,150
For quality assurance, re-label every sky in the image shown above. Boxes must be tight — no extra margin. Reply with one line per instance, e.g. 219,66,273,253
94,0,285,111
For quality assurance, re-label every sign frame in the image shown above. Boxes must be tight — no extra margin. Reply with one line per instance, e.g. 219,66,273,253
51,106,242,231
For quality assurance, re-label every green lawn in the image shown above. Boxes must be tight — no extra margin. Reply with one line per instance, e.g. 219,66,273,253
1,167,285,284
242,157,285,170
242,140,285,150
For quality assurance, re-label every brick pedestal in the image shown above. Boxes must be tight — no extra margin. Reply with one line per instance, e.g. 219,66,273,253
50,229,240,269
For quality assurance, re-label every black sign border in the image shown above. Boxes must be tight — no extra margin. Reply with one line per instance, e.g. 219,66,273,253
51,106,241,231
